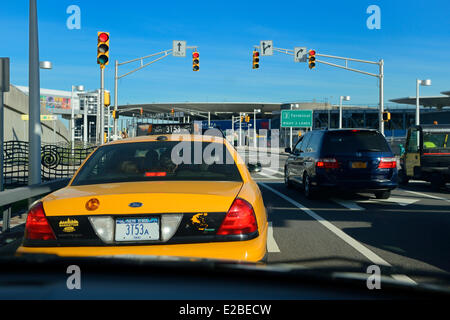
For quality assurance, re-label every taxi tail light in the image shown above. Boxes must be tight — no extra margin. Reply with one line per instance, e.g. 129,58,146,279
25,202,56,240
378,157,396,169
217,198,257,235
316,158,339,169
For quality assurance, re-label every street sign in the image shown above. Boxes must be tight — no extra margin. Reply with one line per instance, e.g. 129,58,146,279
173,40,186,57
294,47,307,63
260,40,273,56
281,109,312,127
21,114,57,121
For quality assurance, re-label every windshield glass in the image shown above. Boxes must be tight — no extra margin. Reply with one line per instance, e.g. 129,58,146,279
2,0,450,300
322,131,391,153
71,141,242,185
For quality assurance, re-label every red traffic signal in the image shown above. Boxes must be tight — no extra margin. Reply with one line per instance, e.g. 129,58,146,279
308,49,316,69
98,32,109,42
252,50,260,69
193,52,199,71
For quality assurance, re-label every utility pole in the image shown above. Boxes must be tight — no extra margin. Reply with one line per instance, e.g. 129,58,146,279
29,0,41,186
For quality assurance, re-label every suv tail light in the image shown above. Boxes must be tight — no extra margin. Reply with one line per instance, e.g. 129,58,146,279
378,157,396,169
217,198,258,235
316,158,339,169
25,202,56,240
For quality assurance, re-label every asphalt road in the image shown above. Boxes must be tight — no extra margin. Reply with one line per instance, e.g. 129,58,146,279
1,150,449,288
248,151,450,286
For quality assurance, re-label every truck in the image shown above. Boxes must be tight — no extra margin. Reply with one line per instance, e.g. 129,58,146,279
398,124,450,190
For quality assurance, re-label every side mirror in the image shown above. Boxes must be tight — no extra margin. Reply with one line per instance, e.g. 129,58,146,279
285,147,292,153
247,162,262,173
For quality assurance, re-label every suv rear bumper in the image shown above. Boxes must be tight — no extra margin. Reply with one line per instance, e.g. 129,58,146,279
312,177,397,192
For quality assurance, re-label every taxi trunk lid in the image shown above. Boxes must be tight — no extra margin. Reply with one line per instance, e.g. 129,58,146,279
42,181,243,216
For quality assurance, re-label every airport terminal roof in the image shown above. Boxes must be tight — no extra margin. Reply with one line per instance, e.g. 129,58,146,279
390,91,450,108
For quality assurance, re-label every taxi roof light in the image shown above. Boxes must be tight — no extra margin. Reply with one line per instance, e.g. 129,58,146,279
217,198,257,235
25,202,56,240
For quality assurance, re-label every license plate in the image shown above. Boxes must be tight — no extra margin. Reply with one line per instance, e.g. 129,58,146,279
115,217,159,242
351,161,367,169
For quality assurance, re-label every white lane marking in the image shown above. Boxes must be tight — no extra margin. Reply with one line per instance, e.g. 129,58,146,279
259,183,417,284
261,167,284,176
257,170,280,180
357,196,419,207
267,222,281,253
398,189,450,204
332,199,365,211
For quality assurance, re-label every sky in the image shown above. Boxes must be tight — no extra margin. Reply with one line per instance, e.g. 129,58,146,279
1,0,449,107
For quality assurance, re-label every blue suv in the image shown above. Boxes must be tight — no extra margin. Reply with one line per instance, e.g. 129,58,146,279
284,129,398,199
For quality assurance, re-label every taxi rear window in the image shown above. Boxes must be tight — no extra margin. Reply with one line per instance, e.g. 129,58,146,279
71,141,242,186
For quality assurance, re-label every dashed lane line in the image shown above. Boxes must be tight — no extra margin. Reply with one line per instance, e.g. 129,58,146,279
267,222,281,253
259,182,417,285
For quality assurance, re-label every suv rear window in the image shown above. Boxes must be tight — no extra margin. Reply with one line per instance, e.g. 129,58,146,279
71,141,242,186
322,131,391,154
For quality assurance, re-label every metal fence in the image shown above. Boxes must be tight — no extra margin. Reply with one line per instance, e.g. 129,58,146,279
2,141,97,188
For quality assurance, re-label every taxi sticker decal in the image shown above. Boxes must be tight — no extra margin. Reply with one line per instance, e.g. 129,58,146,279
59,218,79,233
191,213,209,231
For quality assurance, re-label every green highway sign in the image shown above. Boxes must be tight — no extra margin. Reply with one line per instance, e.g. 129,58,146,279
281,109,313,128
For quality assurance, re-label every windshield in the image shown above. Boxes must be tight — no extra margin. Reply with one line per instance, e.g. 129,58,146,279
71,141,242,185
322,131,391,153
1,0,450,301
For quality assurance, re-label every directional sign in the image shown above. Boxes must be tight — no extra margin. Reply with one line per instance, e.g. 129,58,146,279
173,40,186,57
21,114,58,121
281,110,312,128
294,47,307,63
260,40,273,56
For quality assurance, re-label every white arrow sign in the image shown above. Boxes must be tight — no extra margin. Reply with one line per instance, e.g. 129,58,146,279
260,40,273,56
173,40,186,57
294,47,307,63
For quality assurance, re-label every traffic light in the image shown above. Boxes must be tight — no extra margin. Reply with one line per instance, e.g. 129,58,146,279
245,115,250,122
252,50,260,69
140,108,143,116
382,111,391,121
97,32,110,68
112,110,119,120
193,52,199,71
104,90,110,107
308,49,316,69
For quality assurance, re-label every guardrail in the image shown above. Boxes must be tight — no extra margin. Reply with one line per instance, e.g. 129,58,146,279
0,178,70,233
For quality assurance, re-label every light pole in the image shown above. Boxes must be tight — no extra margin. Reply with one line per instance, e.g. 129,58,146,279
71,85,84,144
290,104,299,150
416,79,431,125
339,96,350,129
253,109,261,148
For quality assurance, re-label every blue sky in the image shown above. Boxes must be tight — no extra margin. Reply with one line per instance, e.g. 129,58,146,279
1,0,449,106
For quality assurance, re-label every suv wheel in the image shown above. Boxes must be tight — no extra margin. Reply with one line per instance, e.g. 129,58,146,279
284,167,293,188
303,174,316,199
375,190,391,199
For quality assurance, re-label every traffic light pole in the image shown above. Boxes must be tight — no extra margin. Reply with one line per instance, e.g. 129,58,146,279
255,45,385,135
99,67,105,145
314,54,384,135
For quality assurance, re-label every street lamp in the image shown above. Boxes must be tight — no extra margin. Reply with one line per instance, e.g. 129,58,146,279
339,96,351,129
71,85,85,143
290,104,299,150
39,61,52,69
416,79,431,125
253,109,261,148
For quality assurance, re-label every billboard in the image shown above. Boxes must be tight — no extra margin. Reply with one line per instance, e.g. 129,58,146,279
40,95,71,113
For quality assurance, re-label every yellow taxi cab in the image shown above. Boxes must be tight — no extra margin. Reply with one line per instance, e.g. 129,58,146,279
16,129,268,262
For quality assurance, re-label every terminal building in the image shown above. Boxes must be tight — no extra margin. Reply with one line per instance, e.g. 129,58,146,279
3,84,450,147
